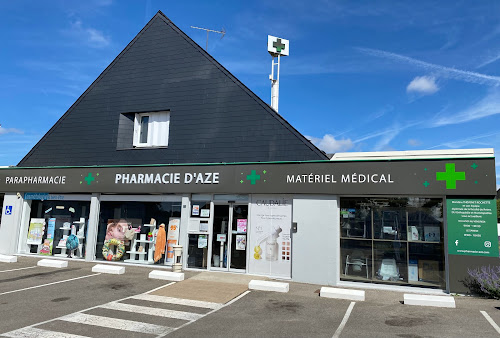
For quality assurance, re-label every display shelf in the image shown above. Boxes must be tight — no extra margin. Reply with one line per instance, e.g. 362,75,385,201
123,259,155,265
126,251,147,255
126,232,156,264
57,218,86,259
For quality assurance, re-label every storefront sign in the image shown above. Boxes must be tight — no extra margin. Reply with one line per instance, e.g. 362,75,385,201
249,194,292,278
165,217,180,266
0,158,495,196
447,199,499,257
24,193,65,200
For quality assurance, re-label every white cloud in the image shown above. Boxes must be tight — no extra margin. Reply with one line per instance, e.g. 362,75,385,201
406,76,439,95
0,127,23,135
64,20,110,48
432,89,500,127
408,139,421,146
306,134,354,153
359,47,500,86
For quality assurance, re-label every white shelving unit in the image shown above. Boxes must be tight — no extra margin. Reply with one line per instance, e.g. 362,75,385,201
124,224,157,264
54,218,85,259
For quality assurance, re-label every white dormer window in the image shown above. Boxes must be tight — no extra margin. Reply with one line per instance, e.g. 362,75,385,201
133,111,170,147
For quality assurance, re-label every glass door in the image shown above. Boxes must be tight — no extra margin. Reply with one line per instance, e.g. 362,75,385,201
229,204,248,271
210,203,248,272
211,205,230,270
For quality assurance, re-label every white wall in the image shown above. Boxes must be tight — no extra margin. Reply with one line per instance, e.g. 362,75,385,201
0,193,25,255
292,195,339,285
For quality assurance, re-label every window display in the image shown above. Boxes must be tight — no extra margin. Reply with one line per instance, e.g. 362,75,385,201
98,201,181,264
340,197,445,288
26,200,90,259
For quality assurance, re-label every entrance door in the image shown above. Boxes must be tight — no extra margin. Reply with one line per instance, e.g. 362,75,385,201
211,203,248,271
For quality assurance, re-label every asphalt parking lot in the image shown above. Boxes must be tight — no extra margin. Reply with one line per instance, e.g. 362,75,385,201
0,256,499,337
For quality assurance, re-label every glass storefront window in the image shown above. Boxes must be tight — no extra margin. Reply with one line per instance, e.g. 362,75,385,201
340,197,445,288
187,234,209,268
98,201,181,264
26,200,90,259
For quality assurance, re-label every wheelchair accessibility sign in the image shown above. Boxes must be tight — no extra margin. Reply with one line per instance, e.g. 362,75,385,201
5,206,12,215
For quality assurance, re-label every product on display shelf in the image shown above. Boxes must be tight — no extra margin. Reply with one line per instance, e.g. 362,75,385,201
66,234,79,258
154,223,166,262
102,238,125,261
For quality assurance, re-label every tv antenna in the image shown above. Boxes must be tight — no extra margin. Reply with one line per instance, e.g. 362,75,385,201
191,26,226,51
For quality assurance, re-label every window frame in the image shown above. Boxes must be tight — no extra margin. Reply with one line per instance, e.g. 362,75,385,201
133,111,170,148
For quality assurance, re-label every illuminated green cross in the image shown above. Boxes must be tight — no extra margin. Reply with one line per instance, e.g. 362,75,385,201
246,170,261,185
436,163,465,189
273,39,286,53
84,173,95,185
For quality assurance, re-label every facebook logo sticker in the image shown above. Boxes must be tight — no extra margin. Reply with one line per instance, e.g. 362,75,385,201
5,206,12,215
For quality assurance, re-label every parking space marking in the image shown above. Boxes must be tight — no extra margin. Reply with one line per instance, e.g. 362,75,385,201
133,293,223,309
2,326,90,338
480,311,500,334
1,282,251,338
0,266,38,273
332,301,356,338
0,273,101,296
61,312,174,336
100,301,204,321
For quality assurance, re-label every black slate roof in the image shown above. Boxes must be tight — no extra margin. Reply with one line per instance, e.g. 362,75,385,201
19,11,328,167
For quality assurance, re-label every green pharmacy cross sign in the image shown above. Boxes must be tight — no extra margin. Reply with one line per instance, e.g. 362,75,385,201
240,169,267,185
246,170,261,185
273,38,286,53
81,172,99,185
436,163,465,189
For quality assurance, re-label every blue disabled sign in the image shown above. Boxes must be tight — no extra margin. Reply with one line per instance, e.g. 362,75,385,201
5,205,12,215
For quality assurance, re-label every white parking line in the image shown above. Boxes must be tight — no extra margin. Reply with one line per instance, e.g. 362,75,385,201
0,266,38,273
133,293,223,309
61,313,173,336
480,311,500,334
332,301,356,338
2,326,90,338
100,301,203,321
0,273,101,296
168,290,251,335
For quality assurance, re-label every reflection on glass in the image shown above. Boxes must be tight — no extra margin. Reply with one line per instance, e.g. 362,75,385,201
26,200,90,258
341,239,372,281
187,234,208,269
212,205,229,268
340,197,444,288
230,204,248,270
97,201,181,264
374,241,407,282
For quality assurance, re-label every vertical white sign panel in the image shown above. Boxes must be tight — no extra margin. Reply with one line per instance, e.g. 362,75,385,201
165,217,180,266
249,195,292,278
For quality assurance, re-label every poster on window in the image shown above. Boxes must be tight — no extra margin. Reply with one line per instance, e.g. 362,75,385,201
236,235,246,250
40,218,56,255
237,219,247,233
27,218,45,245
192,205,199,216
165,217,180,266
248,195,292,278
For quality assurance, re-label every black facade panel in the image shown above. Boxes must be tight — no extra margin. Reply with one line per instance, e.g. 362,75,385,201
19,12,327,167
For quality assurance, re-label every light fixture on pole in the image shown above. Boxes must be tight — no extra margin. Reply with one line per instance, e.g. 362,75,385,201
267,35,289,112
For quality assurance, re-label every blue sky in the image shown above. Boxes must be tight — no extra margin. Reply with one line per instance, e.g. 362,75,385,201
1,1,500,185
